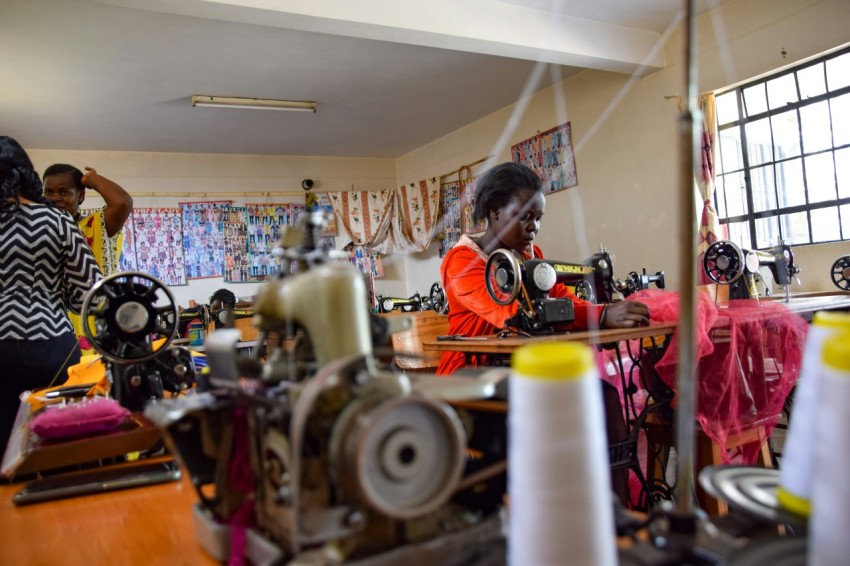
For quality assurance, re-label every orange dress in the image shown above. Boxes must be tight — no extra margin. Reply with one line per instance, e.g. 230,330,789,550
437,235,603,375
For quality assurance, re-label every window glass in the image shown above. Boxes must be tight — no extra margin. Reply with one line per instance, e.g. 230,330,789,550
716,91,739,125
831,93,850,146
798,62,826,99
800,101,832,153
767,73,797,110
744,84,768,116
727,221,751,249
775,158,805,208
745,118,773,166
779,212,810,245
836,147,850,199
714,175,728,217
770,110,801,159
810,207,840,243
805,153,837,203
751,165,777,212
722,171,747,217
718,127,743,173
755,215,780,248
715,47,849,244
826,51,850,91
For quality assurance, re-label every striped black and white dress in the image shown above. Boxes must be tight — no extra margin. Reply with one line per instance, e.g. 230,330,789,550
0,203,102,341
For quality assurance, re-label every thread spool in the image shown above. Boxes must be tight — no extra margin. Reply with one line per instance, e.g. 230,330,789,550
508,342,615,566
778,311,850,517
809,332,850,566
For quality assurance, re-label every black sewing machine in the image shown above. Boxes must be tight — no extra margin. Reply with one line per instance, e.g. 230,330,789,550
375,283,447,314
81,272,197,412
832,254,850,291
156,305,210,339
703,240,801,300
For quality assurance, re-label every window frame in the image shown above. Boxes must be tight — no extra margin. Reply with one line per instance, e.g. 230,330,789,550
714,45,850,249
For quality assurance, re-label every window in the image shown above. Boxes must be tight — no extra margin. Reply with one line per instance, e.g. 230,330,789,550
714,45,850,249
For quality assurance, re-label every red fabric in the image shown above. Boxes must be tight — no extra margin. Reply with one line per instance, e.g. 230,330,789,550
630,289,808,464
437,236,603,375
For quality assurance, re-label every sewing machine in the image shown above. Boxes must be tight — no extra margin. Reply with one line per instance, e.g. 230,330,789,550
482,247,655,335
703,240,801,300
832,254,850,291
143,210,507,564
375,283,447,314
81,272,197,412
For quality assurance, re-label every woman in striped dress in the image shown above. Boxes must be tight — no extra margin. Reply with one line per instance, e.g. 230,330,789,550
0,136,102,455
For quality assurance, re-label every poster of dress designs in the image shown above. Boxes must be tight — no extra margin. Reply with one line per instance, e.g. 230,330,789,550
223,206,251,283
132,208,187,286
180,201,230,279
245,203,286,280
511,121,578,193
438,182,461,257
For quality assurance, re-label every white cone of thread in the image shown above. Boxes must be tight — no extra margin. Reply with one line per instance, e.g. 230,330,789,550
508,342,615,566
778,312,850,517
809,332,850,566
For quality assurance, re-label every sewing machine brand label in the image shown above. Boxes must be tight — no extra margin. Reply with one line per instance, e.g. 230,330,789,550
552,264,594,275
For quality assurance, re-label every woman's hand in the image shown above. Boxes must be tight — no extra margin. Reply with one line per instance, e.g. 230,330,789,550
602,300,650,328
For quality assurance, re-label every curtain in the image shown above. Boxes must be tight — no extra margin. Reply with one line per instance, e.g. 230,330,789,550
696,93,726,284
328,189,395,249
392,179,441,253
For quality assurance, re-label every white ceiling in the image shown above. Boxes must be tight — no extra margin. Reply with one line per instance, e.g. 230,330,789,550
0,0,724,157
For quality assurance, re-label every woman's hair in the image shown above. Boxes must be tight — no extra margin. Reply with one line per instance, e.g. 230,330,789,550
0,136,47,211
209,288,237,309
43,163,85,190
471,162,544,224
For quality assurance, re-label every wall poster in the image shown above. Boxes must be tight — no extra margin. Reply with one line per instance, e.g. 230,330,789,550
511,121,578,193
180,201,230,279
132,208,187,286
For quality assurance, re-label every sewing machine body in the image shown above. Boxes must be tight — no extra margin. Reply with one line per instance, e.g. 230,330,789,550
703,240,801,299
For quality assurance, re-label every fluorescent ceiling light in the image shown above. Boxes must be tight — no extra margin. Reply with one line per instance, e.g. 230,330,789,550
191,95,316,113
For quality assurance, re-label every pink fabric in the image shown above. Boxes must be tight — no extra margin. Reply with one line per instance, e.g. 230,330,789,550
631,289,808,463
29,397,131,440
227,407,255,566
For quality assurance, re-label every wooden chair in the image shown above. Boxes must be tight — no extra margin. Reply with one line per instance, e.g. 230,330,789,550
383,311,449,372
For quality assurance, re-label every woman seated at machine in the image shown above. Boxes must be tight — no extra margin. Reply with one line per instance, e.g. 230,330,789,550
437,162,649,376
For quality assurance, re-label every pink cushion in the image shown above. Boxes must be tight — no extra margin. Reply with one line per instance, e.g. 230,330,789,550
29,397,131,440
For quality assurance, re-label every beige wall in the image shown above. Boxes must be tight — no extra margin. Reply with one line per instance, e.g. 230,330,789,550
396,0,850,295
28,149,398,306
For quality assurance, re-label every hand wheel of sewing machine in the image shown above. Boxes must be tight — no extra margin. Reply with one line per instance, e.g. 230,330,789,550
485,248,522,305
81,271,179,364
427,282,448,314
831,255,850,291
703,240,747,284
573,279,596,303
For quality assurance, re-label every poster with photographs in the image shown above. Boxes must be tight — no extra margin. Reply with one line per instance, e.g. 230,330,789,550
315,194,337,236
460,177,486,236
223,206,251,283
511,121,578,193
132,208,186,286
347,245,384,278
180,201,230,279
438,182,461,257
246,203,287,280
